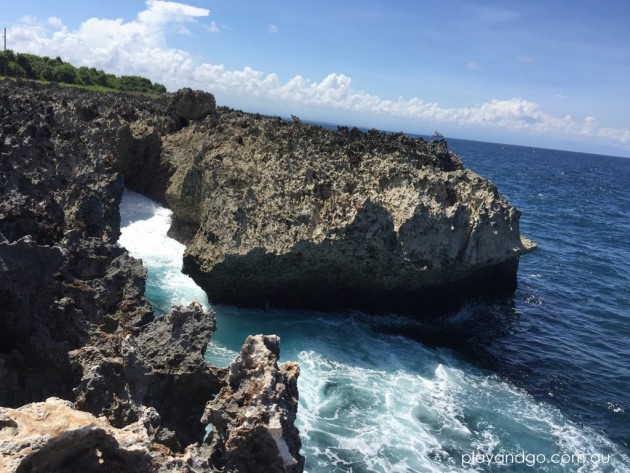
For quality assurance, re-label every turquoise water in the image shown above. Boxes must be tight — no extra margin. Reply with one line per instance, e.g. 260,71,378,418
119,138,630,472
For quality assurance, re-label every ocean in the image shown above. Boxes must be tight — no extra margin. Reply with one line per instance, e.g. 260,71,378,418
119,137,630,472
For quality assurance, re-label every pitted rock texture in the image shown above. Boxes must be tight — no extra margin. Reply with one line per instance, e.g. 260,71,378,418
0,79,175,245
121,302,225,448
70,302,226,450
0,398,155,473
159,111,536,315
1,80,304,472
0,397,220,473
203,335,304,473
171,87,217,121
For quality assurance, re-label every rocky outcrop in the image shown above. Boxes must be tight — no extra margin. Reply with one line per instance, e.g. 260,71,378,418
69,302,225,449
0,78,165,408
0,397,220,473
0,80,303,472
203,335,304,473
0,398,157,473
0,234,152,408
0,75,536,469
120,302,225,448
171,87,217,121
159,112,536,316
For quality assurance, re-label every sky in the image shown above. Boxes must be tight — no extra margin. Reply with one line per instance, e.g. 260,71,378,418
2,0,630,157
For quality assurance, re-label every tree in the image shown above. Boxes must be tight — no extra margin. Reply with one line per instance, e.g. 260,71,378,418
77,66,96,86
7,62,26,78
0,51,166,95
53,63,79,84
15,54,36,79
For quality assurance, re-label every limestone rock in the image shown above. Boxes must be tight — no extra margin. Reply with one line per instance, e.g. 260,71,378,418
0,80,304,472
171,87,217,121
0,398,223,473
0,398,153,472
158,111,536,316
203,335,304,473
122,302,226,447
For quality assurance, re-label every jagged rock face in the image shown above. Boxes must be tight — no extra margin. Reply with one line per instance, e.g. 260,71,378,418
0,79,174,245
0,398,155,473
0,398,220,473
0,79,176,407
0,79,161,406
171,87,217,121
160,111,536,315
0,333,303,473
0,233,153,408
121,302,226,448
1,81,305,472
70,302,226,449
203,335,304,473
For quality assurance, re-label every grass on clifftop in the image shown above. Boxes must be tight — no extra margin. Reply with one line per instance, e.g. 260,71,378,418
0,50,166,96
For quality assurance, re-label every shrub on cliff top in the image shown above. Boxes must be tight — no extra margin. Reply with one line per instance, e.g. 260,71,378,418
0,50,167,95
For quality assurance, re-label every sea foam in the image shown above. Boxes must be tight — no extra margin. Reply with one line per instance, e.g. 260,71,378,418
119,188,630,473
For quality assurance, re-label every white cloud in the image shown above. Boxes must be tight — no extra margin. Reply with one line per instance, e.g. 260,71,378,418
517,55,532,63
47,17,64,29
204,21,220,34
7,1,630,148
268,24,279,34
137,0,209,27
19,16,39,25
467,61,482,71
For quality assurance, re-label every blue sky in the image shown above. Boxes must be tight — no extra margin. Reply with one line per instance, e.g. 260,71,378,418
3,0,630,156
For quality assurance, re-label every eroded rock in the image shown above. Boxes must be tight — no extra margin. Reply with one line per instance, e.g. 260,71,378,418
0,398,153,473
203,335,304,473
122,302,225,447
0,80,304,472
158,112,536,316
171,87,217,121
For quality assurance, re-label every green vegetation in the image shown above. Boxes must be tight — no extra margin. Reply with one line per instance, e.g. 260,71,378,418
0,50,167,95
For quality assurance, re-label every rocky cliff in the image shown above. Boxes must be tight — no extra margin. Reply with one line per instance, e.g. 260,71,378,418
0,77,535,471
160,110,536,316
0,79,303,472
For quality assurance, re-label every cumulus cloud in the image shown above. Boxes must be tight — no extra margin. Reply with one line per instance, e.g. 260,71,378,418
47,17,64,29
7,0,630,147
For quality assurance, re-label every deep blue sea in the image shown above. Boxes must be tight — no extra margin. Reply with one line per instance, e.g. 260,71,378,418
119,138,630,472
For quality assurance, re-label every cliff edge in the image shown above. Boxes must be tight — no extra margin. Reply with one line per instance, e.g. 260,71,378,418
0,80,303,472
159,109,536,316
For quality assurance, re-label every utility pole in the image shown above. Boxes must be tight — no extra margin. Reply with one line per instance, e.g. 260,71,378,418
3,28,6,51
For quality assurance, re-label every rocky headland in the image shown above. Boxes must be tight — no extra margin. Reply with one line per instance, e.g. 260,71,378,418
0,77,534,471
160,105,536,316
0,79,302,472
